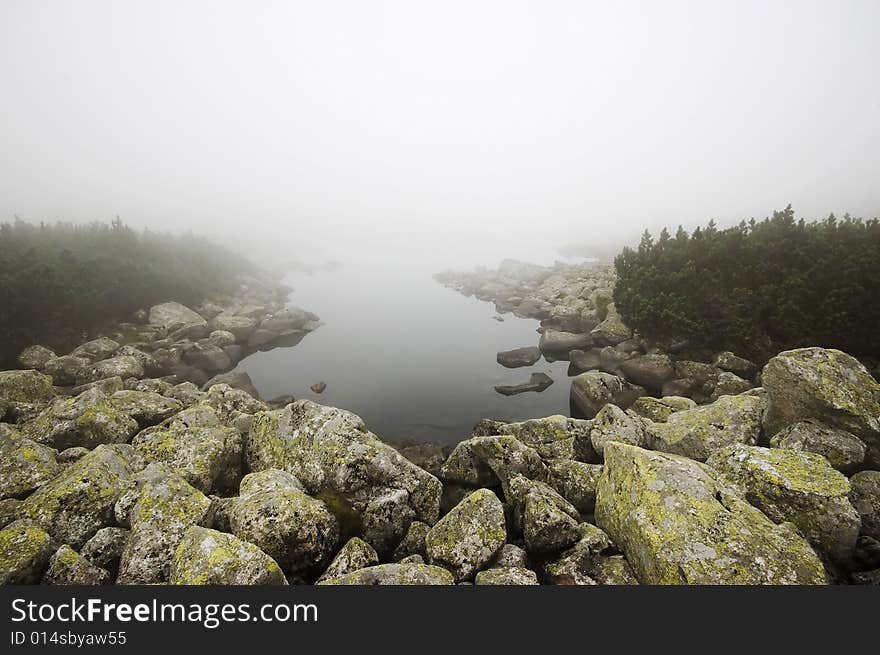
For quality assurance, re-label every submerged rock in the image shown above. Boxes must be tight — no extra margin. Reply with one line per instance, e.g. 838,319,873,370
310,382,327,394
494,372,554,396
595,442,828,584
169,526,286,585
496,346,542,368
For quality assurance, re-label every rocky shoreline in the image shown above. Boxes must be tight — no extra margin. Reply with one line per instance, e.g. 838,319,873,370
1,266,879,585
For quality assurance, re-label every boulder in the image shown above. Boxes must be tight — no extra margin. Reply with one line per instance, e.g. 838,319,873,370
71,337,121,362
539,330,593,354
244,400,441,553
494,372,553,396
0,522,55,584
471,415,590,461
77,356,144,385
0,432,59,500
709,371,753,401
318,562,454,585
492,543,529,569
708,444,860,563
567,349,602,375
761,348,880,464
467,435,547,495
18,345,56,370
496,346,542,368
618,354,675,390
474,567,539,585
80,527,129,577
169,526,286,585
629,396,696,422
116,464,213,584
589,308,632,346
425,489,506,581
439,440,499,487
770,420,866,474
648,393,764,461
19,444,141,548
391,521,430,562
570,371,645,419
201,371,261,399
588,404,651,458
0,369,54,404
542,522,612,585
227,469,339,577
149,302,207,333
506,475,581,554
42,544,110,585
43,356,91,386
182,343,232,374
208,314,257,341
546,459,603,514
317,537,379,582
595,442,828,584
848,471,880,541
713,351,758,379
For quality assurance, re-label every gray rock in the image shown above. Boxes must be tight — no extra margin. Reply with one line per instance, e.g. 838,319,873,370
77,356,144,385
0,369,55,404
618,354,675,390
496,346,542,368
317,537,379,582
546,458,603,514
493,543,529,568
542,523,612,585
392,521,430,562
570,371,645,419
567,349,602,375
849,471,880,541
467,435,548,496
42,544,110,585
494,372,554,396
18,345,56,370
71,337,121,362
0,432,59,499
539,330,593,354
80,527,129,577
149,302,207,333
43,355,91,386
709,371,753,401
770,420,866,474
169,526,287,585
208,314,257,341
713,351,758,379
588,403,651,458
629,395,696,422
182,343,232,373
0,522,55,584
506,474,581,554
318,562,454,585
474,566,539,585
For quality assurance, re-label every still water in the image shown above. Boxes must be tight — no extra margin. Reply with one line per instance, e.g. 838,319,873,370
235,255,576,443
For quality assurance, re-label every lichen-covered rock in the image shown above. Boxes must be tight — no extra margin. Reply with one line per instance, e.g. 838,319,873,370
71,337,121,362
506,475,581,554
132,406,242,494
590,555,639,585
0,498,23,528
317,537,379,582
542,523,612,585
0,369,55,404
618,354,675,390
662,360,722,400
116,464,213,584
201,371,262,400
202,384,267,424
770,420,866,474
425,489,506,581
440,440,499,487
0,522,55,583
492,543,529,568
43,355,91,386
18,345,56,370
595,441,828,584
648,393,764,462
80,527,129,577
77,356,145,385
169,526,286,585
848,471,880,541
629,396,696,422
590,307,632,346
228,469,339,577
19,444,141,548
472,415,591,461
570,371,644,419
149,301,207,333
707,444,860,563
588,404,651,458
208,314,257,341
182,343,232,373
164,381,205,407
57,447,90,464
391,521,429,562
318,562,455,585
0,432,59,499
467,435,548,495
244,400,440,553
115,346,162,377
106,390,182,427
474,566,539,585
709,372,753,401
546,458,602,513
761,349,880,461
713,351,758,379
42,544,110,585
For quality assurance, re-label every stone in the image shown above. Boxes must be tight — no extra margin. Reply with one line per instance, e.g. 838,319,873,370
474,567,539,585
208,314,257,341
570,371,645,419
546,458,603,513
849,471,880,541
506,475,581,554
317,537,379,582
425,489,506,581
496,346,542,368
391,521,429,562
629,396,696,422
618,354,675,390
770,420,866,474
71,337,121,362
80,527,129,577
542,523,613,585
42,544,110,585
43,356,91,386
588,403,651,458
494,372,554,396
149,302,207,332
648,393,764,462
18,345,56,370
567,349,602,375
182,343,232,373
709,371,753,401
713,351,758,379
0,432,59,500
202,371,261,399
467,435,548,495
228,469,339,577
77,356,145,385
0,522,55,584
595,441,828,584
493,543,529,568
0,369,55,404
169,526,287,585
590,308,632,346
440,440,498,487
310,382,327,394
318,563,454,585
539,330,593,354
107,390,182,427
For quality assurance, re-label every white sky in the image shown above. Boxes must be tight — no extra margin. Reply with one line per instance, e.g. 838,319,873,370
2,0,878,267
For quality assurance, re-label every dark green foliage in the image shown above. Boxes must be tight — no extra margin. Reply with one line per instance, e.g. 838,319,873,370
0,218,255,368
613,206,880,361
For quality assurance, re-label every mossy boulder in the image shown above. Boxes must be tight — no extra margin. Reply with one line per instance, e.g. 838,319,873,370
542,522,613,585
80,527,128,578
474,566,539,585
169,526,286,585
149,302,207,333
0,432,60,499
318,562,454,585
595,442,828,584
761,348,880,462
648,393,764,461
629,396,696,423
43,355,91,386
116,464,213,584
570,371,644,419
589,307,632,346
106,390,182,427
770,420,866,474
467,435,548,496
425,488,506,581
506,474,581,554
317,537,379,582
546,458,603,514
132,405,242,494
244,400,440,553
709,372,753,401
713,351,758,379
391,520,429,562
0,522,55,583
76,356,145,385
472,414,590,461
19,444,141,548
42,544,110,585
588,403,651,458
707,444,860,563
0,369,55,404
71,337,121,362
440,439,498,487
18,345,56,370
228,468,339,578
849,471,880,541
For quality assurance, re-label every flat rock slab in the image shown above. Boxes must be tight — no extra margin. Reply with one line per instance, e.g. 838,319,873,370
495,372,554,396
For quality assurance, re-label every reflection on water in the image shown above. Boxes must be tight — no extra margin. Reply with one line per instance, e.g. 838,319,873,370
234,256,574,443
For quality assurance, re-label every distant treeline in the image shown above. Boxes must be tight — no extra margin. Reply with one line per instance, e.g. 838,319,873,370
613,206,880,362
0,218,255,368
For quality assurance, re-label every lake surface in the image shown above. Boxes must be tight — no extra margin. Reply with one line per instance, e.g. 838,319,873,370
234,255,577,443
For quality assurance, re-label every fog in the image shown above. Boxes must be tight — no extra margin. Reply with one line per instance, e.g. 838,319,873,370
2,0,879,269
